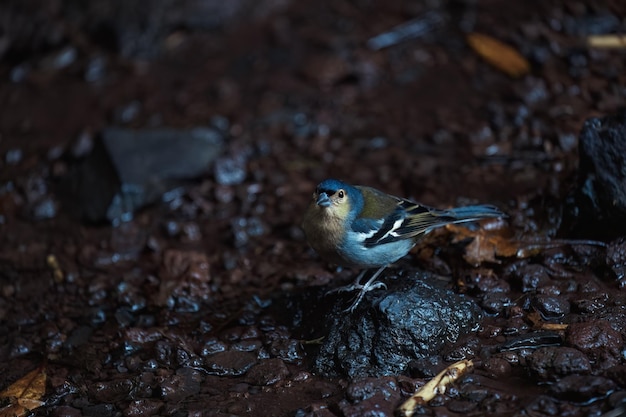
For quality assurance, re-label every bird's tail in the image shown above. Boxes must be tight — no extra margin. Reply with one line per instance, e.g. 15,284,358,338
442,204,506,222
401,203,506,238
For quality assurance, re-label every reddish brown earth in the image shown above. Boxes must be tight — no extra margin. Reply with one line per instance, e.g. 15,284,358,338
1,0,626,416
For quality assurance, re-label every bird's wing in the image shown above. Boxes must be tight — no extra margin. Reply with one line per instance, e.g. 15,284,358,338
362,199,458,247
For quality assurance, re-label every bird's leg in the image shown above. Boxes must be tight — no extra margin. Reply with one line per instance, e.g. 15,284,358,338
345,265,387,312
326,266,388,312
327,269,367,294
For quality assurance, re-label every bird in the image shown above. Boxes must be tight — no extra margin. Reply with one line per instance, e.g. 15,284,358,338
302,178,506,312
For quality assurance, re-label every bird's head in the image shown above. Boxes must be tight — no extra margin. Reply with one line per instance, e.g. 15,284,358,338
311,179,361,220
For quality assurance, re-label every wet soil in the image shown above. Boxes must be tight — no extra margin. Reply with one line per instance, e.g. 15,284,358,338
1,0,626,416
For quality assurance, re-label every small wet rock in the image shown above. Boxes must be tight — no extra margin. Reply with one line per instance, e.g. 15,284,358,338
66,127,223,224
565,320,622,368
526,347,591,380
340,377,400,417
124,399,163,417
314,270,481,377
481,357,512,378
550,375,616,403
531,295,570,320
160,367,202,402
246,358,289,385
91,378,135,403
205,351,257,376
156,249,212,312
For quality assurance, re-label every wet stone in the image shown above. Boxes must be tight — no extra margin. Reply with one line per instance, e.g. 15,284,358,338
447,399,478,413
66,127,223,224
214,154,247,185
481,357,512,378
269,338,304,363
246,358,289,386
564,112,626,239
550,375,617,403
340,377,400,417
124,399,164,417
566,320,622,367
526,347,591,380
408,355,442,378
52,406,82,417
205,351,257,376
80,404,118,417
91,378,135,403
160,367,202,402
314,270,481,377
607,238,626,287
531,295,570,320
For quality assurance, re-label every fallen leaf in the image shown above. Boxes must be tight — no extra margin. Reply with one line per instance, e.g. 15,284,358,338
398,360,473,417
0,367,46,417
527,312,569,332
587,34,626,49
46,254,64,283
447,224,608,266
467,32,530,77
447,222,518,266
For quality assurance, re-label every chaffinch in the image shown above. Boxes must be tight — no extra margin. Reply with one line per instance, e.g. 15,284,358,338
302,178,506,311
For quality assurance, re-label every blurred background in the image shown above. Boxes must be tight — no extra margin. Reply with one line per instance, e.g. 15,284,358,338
1,0,626,415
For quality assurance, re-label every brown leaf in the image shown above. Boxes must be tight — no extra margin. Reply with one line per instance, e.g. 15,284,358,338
527,312,569,332
467,32,530,78
0,367,46,417
447,222,518,266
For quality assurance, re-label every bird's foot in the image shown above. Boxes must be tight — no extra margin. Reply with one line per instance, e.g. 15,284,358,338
326,266,388,312
344,281,387,313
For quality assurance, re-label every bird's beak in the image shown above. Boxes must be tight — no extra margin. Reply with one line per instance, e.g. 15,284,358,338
316,192,331,208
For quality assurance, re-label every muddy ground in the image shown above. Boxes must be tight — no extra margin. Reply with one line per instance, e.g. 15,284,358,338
1,0,626,416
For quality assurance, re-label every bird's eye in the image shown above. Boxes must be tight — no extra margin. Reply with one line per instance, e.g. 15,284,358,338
338,190,345,198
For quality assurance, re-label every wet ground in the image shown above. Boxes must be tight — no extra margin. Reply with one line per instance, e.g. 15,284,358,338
1,0,626,416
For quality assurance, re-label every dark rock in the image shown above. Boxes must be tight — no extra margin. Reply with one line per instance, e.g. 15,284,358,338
314,270,481,377
66,127,223,224
531,295,570,320
524,264,551,289
205,351,257,376
447,399,478,413
607,238,626,288
408,355,442,378
246,358,289,386
565,320,622,369
340,377,400,417
52,406,83,417
91,378,135,403
80,403,118,417
550,375,616,403
269,338,304,364
606,365,626,386
214,154,247,185
526,347,591,380
159,367,202,402
124,399,163,417
564,112,626,239
481,357,512,378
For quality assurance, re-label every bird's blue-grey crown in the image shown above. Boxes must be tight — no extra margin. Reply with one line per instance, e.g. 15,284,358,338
316,179,363,213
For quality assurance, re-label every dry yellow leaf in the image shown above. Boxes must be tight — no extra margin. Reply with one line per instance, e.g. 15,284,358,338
467,32,530,78
587,34,626,49
398,360,474,417
0,367,46,417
